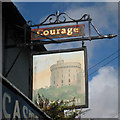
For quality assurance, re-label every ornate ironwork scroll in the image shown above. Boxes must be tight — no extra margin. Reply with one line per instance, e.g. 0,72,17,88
28,11,91,27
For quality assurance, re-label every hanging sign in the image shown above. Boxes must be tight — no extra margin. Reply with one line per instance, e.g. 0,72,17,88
31,24,85,40
32,47,88,109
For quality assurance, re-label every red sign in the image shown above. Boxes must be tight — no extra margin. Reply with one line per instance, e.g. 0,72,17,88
31,24,85,40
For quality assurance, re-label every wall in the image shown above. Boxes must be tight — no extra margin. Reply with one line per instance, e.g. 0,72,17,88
2,2,31,98
2,23,30,97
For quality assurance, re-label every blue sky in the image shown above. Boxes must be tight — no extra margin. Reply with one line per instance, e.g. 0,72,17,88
13,2,118,79
13,2,118,118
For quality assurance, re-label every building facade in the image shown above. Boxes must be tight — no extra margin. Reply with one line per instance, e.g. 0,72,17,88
50,59,85,94
1,2,50,119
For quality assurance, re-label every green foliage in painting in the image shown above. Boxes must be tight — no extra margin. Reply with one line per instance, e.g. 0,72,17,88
34,94,82,120
33,85,85,106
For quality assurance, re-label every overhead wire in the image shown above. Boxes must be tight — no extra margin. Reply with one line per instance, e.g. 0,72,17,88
5,20,119,78
88,52,119,77
87,49,119,119
88,49,120,70
14,23,120,78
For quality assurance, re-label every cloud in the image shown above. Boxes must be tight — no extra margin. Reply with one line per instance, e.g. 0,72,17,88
13,2,117,65
82,66,118,118
65,2,118,34
45,2,117,64
43,3,118,118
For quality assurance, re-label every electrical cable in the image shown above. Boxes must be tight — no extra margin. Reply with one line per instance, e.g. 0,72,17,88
87,51,119,118
88,49,120,70
4,20,119,78
88,54,120,77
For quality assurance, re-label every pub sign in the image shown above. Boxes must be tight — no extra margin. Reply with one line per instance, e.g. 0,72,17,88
31,24,85,40
32,47,88,109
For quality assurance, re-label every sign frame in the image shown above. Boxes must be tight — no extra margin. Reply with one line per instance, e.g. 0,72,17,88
31,24,85,40
31,46,88,109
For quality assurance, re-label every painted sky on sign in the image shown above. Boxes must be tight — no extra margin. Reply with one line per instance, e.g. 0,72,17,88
33,51,84,89
12,1,118,118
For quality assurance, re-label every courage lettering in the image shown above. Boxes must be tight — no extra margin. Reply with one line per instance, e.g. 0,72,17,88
37,27,79,36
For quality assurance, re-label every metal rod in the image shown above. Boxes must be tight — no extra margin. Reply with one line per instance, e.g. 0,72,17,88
40,34,117,44
28,13,90,27
88,15,91,40
6,34,117,48
29,19,89,27
24,25,27,43
90,21,101,36
15,24,61,44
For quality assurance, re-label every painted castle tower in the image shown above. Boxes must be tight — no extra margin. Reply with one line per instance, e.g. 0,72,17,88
50,58,85,94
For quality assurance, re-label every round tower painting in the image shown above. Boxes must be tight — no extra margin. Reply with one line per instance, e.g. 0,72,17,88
33,48,88,108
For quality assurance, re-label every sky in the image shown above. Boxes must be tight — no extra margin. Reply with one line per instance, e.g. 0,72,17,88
12,1,118,119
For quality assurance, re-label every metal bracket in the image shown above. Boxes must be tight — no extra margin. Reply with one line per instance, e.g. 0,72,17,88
5,11,117,82
5,11,117,49
28,11,90,27
27,11,117,47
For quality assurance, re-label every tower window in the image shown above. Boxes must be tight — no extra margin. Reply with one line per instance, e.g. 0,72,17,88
69,73,70,77
69,79,70,82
